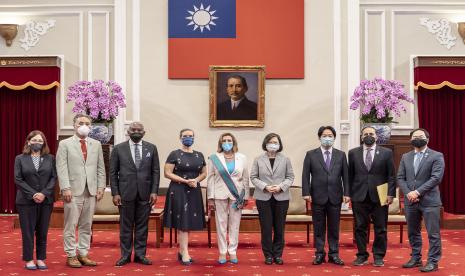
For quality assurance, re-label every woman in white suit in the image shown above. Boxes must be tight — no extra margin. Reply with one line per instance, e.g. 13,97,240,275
207,133,250,264
250,133,294,265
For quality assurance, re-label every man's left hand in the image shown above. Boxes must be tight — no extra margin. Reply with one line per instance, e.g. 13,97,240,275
386,196,394,205
150,193,158,206
407,191,419,202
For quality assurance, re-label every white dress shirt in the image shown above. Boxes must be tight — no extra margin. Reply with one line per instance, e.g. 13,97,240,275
230,97,244,109
363,144,376,163
320,146,333,164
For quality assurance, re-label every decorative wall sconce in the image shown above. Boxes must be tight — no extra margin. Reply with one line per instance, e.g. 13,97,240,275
0,24,18,46
458,22,465,44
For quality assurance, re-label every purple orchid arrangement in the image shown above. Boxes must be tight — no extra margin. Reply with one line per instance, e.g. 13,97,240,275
350,78,414,123
66,80,126,123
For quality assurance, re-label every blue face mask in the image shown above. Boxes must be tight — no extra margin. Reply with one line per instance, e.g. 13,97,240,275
222,142,233,152
181,137,194,147
320,137,334,147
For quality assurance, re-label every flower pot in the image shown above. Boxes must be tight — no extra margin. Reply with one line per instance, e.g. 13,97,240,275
363,123,392,145
89,122,113,144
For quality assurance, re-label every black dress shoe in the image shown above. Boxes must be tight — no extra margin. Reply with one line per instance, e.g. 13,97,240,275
178,252,193,262
115,257,131,266
373,259,384,267
134,256,152,265
352,256,369,266
402,258,422,268
312,255,325,265
265,257,273,265
328,256,345,266
419,263,438,273
274,257,283,265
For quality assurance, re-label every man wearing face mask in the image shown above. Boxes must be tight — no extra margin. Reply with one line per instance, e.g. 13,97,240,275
397,128,444,273
56,114,106,268
110,122,160,266
348,126,396,267
301,126,349,266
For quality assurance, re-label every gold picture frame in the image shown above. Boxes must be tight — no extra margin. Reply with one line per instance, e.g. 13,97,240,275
209,65,265,128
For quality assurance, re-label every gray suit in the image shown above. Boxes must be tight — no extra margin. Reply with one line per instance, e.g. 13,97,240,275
250,152,295,259
250,152,294,201
397,147,445,264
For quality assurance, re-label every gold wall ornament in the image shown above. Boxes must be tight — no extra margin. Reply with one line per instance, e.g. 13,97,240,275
458,22,465,44
0,24,18,47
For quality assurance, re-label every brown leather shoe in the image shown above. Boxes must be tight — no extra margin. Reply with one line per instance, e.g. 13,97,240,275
77,255,97,266
67,257,82,268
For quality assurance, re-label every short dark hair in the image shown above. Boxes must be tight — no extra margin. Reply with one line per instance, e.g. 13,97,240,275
318,126,336,138
217,133,238,153
410,128,430,139
227,75,248,90
22,130,50,155
179,128,194,138
361,125,376,134
261,133,283,152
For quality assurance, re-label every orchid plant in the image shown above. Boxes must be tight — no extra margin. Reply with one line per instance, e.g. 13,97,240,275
66,80,126,124
350,78,414,123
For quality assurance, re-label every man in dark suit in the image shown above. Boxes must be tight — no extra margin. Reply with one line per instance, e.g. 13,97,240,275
110,122,160,266
348,126,396,267
302,126,349,266
217,75,257,120
397,128,444,273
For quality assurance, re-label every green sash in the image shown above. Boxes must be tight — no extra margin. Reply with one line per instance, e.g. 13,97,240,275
210,154,245,210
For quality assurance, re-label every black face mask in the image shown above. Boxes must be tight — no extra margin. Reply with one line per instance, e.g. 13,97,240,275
129,133,143,143
30,143,43,152
411,138,427,148
362,136,376,146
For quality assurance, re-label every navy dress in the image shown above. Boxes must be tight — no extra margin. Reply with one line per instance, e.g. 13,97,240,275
163,149,206,231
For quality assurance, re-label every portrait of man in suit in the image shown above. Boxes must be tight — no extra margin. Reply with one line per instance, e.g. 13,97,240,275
110,122,160,266
302,126,349,266
216,74,258,121
56,113,106,268
348,126,396,267
397,128,445,273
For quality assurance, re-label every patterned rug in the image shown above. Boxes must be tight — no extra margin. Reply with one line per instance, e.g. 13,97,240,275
0,216,463,275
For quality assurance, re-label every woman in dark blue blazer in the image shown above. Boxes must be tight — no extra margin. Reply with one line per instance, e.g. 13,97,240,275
14,130,57,270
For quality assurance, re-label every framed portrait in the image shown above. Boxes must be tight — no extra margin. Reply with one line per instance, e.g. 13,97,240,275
209,65,265,127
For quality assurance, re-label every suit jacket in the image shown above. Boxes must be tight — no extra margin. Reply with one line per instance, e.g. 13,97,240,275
110,140,160,201
14,153,57,205
301,147,349,205
56,136,106,196
217,97,257,120
397,148,444,207
207,152,250,200
250,152,295,201
348,146,396,203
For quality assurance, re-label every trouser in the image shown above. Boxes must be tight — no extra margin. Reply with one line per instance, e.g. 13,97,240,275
405,203,442,264
311,201,342,258
256,197,289,258
214,199,242,256
17,203,53,261
352,195,388,259
63,187,96,257
118,197,151,258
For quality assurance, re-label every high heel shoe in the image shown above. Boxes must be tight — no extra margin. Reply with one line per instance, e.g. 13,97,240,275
177,252,193,265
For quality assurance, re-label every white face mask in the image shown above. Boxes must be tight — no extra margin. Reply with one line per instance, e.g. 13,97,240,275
77,125,91,137
266,143,280,152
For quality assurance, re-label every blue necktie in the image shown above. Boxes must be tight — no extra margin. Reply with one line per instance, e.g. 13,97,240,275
414,152,423,175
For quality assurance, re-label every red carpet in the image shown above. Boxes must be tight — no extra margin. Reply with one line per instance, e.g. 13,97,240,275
1,215,463,275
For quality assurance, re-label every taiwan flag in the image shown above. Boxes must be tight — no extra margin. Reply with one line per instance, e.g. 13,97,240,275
168,0,304,79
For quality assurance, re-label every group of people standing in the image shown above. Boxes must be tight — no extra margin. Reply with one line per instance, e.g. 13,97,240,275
14,113,444,273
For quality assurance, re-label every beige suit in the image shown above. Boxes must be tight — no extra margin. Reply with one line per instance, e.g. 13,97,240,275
207,152,250,256
56,135,106,257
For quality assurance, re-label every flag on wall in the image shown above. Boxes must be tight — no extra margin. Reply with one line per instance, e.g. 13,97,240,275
168,0,304,79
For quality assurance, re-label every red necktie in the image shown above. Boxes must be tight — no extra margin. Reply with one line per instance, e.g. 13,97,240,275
80,139,87,161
